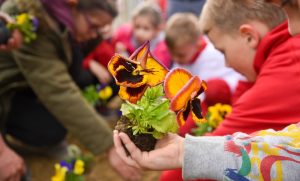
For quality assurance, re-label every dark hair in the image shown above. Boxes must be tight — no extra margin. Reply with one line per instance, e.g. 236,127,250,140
41,0,118,33
77,0,118,17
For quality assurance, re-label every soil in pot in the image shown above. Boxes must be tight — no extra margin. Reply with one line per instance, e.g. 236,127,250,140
115,116,157,152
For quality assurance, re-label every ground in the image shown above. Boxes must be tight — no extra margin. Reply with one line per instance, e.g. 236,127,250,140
20,112,161,181
24,151,160,181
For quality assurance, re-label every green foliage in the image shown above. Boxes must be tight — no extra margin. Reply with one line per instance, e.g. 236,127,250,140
82,84,113,106
82,85,99,106
6,13,38,43
121,84,178,139
192,121,213,136
65,173,84,181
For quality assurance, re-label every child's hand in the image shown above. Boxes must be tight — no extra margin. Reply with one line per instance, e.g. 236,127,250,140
107,146,141,181
0,12,23,51
113,130,184,170
89,60,112,84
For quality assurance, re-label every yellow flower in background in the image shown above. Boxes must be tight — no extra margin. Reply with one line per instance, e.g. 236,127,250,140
221,104,232,114
74,159,85,175
16,13,28,25
99,86,113,100
207,103,232,128
193,103,232,136
51,164,67,181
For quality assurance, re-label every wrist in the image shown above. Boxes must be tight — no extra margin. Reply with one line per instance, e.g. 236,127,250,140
177,137,184,168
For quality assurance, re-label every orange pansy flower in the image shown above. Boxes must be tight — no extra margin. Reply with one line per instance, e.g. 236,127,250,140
164,68,207,126
108,41,168,103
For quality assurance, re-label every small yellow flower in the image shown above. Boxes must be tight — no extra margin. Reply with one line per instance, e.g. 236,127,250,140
51,164,67,181
16,13,29,25
74,159,85,175
221,104,232,114
207,104,232,128
99,86,113,100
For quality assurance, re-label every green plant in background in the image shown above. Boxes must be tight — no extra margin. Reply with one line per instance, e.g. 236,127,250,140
121,84,178,139
6,13,39,43
51,145,94,181
193,103,232,136
82,84,113,106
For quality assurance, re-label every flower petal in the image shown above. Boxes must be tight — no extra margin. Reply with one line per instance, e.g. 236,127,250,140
144,56,169,87
130,41,150,68
119,85,148,103
164,68,193,100
108,54,136,75
197,80,208,96
170,76,202,111
191,98,206,124
108,54,147,88
177,102,191,127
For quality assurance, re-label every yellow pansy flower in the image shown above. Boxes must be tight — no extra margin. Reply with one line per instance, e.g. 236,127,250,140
99,86,113,100
51,164,67,181
16,13,28,25
73,159,85,175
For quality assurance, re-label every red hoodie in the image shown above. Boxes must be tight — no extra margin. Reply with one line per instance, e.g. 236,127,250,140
160,21,300,181
82,40,115,69
211,21,300,136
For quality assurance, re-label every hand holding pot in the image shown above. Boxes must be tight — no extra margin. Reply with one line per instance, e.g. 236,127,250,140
113,130,184,170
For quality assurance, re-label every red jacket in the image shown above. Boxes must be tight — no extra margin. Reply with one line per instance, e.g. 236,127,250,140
82,40,114,69
211,21,300,136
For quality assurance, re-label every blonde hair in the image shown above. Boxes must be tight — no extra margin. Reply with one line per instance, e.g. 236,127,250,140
165,13,201,49
200,0,286,35
132,2,163,28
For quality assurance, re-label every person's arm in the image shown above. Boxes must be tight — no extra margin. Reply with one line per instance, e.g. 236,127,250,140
89,60,112,84
115,123,300,180
12,32,113,155
0,135,25,181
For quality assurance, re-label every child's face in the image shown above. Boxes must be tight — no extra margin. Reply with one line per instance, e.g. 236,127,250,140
133,16,159,45
169,42,199,64
207,27,257,82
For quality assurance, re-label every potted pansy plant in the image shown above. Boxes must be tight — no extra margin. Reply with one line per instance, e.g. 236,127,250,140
108,42,207,151
108,42,177,151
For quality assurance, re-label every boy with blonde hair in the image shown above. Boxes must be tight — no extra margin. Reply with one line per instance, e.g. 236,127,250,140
199,0,294,136
165,13,245,107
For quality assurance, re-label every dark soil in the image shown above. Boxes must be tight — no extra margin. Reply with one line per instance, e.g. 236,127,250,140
115,116,157,152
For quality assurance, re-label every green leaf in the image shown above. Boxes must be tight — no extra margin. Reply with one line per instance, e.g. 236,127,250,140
66,173,85,181
152,130,164,139
120,84,178,139
82,85,99,105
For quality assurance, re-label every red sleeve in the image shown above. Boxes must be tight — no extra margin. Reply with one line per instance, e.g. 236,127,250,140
210,37,300,136
82,40,114,69
231,81,254,104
